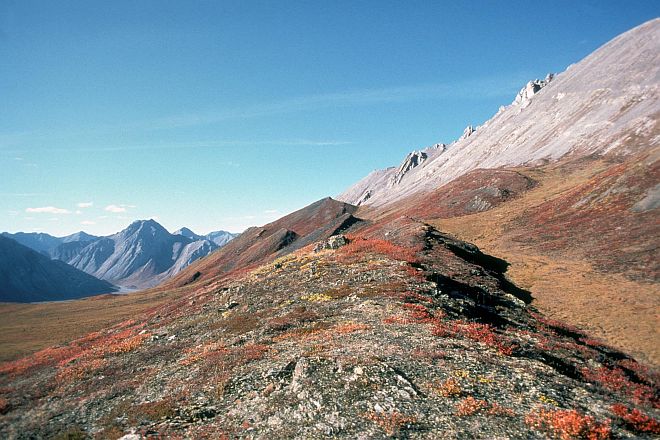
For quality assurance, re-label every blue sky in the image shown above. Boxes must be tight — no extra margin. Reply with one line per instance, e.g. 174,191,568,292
1,1,658,236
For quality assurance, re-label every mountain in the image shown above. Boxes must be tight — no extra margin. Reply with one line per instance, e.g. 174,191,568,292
63,220,219,288
60,231,98,244
66,220,217,288
1,231,100,259
173,227,204,241
338,19,659,207
1,20,659,440
0,232,62,256
338,19,660,365
174,227,239,247
4,223,226,291
0,236,116,302
204,230,239,247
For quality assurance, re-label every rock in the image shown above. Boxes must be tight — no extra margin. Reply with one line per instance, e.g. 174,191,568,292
459,125,476,141
118,434,142,440
390,151,428,186
513,73,554,107
314,235,348,252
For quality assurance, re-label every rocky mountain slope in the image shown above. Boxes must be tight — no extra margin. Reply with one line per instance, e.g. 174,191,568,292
338,18,660,367
0,206,658,438
64,220,218,289
338,19,659,207
0,236,116,302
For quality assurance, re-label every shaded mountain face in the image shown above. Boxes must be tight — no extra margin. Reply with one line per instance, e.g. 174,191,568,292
0,236,116,302
64,220,219,289
338,19,660,207
1,232,63,257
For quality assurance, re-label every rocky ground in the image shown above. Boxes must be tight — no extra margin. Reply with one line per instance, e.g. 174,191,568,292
0,219,658,439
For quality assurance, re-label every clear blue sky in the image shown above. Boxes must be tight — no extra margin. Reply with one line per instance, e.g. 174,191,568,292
1,1,658,236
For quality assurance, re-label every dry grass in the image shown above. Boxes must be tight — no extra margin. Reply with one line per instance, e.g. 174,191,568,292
0,287,181,362
428,157,660,367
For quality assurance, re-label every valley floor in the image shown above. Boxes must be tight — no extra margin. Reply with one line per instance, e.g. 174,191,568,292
0,288,182,363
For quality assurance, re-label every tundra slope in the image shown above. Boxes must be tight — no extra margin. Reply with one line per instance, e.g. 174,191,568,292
338,18,660,367
338,19,660,207
0,199,657,439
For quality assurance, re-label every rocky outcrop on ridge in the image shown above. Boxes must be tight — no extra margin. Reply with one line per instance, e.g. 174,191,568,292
1,217,657,438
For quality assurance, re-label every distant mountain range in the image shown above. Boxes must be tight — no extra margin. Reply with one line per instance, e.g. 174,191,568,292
1,222,239,298
173,227,239,247
0,236,116,302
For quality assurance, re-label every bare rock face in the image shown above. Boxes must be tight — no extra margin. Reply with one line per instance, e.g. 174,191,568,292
513,73,554,107
459,125,476,141
390,150,428,186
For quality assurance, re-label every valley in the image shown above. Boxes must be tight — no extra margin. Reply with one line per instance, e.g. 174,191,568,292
1,14,658,440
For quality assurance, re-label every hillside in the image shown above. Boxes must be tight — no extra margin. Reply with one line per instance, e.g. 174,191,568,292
0,236,116,302
338,19,659,207
336,18,660,367
1,214,658,438
167,197,360,288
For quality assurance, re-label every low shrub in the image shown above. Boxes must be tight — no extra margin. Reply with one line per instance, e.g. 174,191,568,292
366,411,418,436
525,408,611,440
455,396,488,416
610,404,660,434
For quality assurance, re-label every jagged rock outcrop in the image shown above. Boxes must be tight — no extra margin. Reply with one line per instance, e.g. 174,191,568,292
513,73,554,107
459,125,476,140
390,150,428,186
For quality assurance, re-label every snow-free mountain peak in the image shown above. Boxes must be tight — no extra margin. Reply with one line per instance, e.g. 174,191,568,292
173,227,204,241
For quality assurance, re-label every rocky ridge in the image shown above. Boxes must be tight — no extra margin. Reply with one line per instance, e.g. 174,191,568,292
0,213,657,438
338,19,660,207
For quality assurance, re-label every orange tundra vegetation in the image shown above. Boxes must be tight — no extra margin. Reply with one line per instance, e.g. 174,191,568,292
525,408,612,440
336,236,420,264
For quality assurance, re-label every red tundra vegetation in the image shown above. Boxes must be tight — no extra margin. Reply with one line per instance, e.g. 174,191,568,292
525,407,612,440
